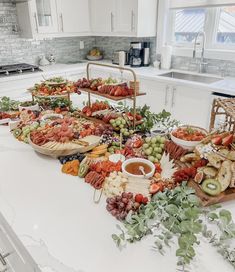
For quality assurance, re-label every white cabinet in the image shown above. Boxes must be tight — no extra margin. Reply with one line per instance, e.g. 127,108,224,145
16,0,58,38
89,0,158,37
56,0,90,34
89,0,114,34
0,213,40,272
32,0,58,34
114,0,137,35
140,79,212,129
170,85,211,129
16,0,90,38
138,79,169,113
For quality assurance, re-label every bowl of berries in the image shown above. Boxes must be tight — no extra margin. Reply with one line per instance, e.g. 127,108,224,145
171,125,207,151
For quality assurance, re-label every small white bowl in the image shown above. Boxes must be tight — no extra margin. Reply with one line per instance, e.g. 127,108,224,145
170,126,207,151
122,158,155,179
19,103,39,112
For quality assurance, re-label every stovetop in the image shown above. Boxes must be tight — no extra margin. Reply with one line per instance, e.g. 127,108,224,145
0,63,42,77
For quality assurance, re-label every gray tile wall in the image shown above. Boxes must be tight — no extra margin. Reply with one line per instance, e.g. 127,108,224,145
0,2,95,65
171,56,235,77
94,36,157,62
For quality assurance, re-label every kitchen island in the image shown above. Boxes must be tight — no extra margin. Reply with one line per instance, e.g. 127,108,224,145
0,125,235,272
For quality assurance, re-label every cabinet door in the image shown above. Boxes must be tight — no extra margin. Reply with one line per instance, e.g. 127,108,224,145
138,79,170,113
0,214,40,272
171,86,211,129
33,0,58,33
114,0,137,34
90,0,114,33
57,0,90,33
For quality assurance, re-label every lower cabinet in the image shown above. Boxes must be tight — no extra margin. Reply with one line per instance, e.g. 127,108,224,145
140,79,212,129
0,213,40,272
138,79,170,113
171,85,212,129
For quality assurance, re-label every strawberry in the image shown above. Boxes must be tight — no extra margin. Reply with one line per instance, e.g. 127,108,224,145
142,197,148,205
222,134,233,147
135,194,144,203
211,136,223,145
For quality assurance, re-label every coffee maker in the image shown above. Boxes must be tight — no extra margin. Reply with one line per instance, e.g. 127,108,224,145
129,42,143,68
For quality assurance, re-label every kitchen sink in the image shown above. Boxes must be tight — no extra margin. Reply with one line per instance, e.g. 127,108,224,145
159,71,223,84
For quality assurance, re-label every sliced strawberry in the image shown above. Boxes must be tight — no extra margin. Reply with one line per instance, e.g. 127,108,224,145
222,134,233,147
211,136,223,145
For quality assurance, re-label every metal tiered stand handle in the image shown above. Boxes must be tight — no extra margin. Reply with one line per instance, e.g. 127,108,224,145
86,62,138,129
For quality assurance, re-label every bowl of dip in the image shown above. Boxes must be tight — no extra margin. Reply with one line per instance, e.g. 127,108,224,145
122,158,155,179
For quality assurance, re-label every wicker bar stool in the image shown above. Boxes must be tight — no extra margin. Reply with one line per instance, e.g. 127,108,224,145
209,98,235,133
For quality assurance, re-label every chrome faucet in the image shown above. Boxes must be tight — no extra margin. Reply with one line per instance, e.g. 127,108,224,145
193,31,207,73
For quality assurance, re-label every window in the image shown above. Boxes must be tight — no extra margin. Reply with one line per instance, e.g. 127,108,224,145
174,8,206,43
216,6,235,44
166,4,235,54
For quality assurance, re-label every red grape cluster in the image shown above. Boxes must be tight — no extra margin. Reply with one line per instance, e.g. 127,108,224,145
106,192,140,220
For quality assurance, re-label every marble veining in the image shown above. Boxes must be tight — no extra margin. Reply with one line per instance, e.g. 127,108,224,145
21,235,84,272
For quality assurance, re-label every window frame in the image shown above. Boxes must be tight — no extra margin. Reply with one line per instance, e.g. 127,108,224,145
157,3,235,60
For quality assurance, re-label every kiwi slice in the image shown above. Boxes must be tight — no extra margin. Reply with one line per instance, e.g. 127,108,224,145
13,128,22,138
78,164,89,178
201,179,221,196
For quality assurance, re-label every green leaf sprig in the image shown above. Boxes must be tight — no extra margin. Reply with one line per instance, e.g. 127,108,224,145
112,182,235,271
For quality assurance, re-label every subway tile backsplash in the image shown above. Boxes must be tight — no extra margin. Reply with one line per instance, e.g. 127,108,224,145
94,36,157,62
171,56,235,77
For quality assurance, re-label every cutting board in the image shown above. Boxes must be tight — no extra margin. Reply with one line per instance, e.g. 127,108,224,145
188,180,235,206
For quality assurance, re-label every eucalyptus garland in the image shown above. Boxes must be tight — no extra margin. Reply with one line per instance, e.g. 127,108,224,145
112,182,235,271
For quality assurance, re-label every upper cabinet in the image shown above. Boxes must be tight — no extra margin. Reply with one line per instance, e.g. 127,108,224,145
89,0,158,37
56,0,90,34
33,0,58,34
16,0,157,38
114,0,137,34
16,0,90,38
90,0,114,33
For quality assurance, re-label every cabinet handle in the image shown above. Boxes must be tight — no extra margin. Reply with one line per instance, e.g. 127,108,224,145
33,13,38,33
0,252,11,266
165,86,169,106
172,87,176,108
131,10,135,31
60,13,64,32
111,12,114,32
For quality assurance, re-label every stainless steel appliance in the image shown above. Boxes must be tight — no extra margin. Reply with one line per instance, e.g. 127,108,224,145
129,42,143,68
143,42,150,67
0,63,42,77
112,51,129,65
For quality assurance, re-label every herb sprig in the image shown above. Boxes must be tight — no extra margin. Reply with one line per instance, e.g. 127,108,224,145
116,102,179,132
112,183,235,271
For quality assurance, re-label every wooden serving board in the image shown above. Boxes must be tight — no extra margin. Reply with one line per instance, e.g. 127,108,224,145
188,180,235,206
79,88,146,101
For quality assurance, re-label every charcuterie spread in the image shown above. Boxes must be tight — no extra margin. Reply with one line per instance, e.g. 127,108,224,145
2,73,235,272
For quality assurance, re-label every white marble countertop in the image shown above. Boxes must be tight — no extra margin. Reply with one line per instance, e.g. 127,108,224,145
0,126,235,272
1,61,235,96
